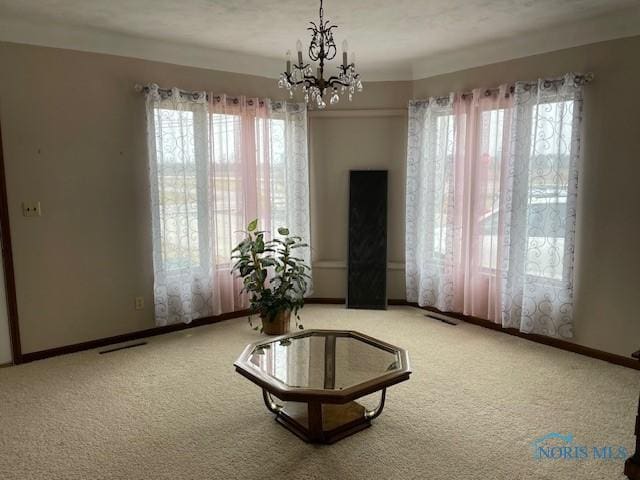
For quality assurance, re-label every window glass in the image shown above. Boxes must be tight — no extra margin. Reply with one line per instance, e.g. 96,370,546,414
526,100,574,280
473,101,574,279
154,108,201,271
154,110,291,271
432,114,454,258
477,108,505,270
210,113,241,266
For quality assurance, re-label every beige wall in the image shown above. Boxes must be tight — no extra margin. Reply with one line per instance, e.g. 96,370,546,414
0,41,410,353
306,73,411,301
309,114,408,299
308,80,411,300
0,42,285,353
0,35,639,358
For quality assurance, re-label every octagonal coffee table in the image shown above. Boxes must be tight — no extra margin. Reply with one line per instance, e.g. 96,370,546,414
234,329,411,444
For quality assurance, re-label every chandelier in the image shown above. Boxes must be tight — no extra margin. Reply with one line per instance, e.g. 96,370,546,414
278,0,362,109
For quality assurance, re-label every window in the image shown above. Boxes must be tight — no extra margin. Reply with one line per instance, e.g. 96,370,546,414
154,107,203,272
428,113,455,260
474,102,574,280
264,118,288,232
145,90,311,325
210,112,241,267
153,110,292,272
406,76,583,337
524,99,574,281
476,108,506,271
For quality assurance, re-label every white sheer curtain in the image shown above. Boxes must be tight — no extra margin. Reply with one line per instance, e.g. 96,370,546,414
144,85,311,326
406,73,584,339
268,100,313,290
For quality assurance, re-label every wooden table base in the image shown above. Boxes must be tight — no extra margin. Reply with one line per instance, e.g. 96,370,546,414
626,390,640,479
627,351,640,480
626,458,640,480
263,389,385,444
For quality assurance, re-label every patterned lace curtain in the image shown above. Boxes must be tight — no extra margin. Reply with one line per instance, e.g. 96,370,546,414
406,73,584,339
144,85,311,326
269,100,313,293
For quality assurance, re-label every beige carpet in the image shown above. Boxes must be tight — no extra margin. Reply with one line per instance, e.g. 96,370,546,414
0,305,638,480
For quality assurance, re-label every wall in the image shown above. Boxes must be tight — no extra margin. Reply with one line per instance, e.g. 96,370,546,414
413,35,640,358
0,42,285,354
306,67,411,301
0,35,638,358
309,103,411,300
0,41,410,354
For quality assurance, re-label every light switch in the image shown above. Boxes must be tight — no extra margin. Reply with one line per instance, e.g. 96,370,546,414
22,201,41,217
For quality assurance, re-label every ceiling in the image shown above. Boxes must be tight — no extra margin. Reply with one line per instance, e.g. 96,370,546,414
0,0,639,80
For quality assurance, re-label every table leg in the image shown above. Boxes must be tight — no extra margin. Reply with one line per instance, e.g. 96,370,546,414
365,388,386,420
262,389,282,414
307,401,324,442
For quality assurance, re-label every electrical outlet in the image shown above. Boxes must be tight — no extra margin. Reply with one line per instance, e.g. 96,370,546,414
22,201,41,217
135,297,144,310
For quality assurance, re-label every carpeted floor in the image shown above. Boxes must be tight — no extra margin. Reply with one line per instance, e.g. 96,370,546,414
0,305,638,480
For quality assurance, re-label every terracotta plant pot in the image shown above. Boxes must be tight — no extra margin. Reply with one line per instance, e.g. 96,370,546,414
261,310,291,335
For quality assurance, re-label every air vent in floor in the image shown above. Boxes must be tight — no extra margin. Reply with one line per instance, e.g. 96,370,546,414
99,341,147,354
425,312,459,326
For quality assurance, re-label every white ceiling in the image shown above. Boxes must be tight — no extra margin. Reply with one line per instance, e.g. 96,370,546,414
0,0,639,80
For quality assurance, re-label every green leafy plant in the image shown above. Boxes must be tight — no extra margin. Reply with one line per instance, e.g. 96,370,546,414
231,219,310,331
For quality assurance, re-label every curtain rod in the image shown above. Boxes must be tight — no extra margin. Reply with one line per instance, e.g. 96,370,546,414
417,72,594,104
135,84,267,106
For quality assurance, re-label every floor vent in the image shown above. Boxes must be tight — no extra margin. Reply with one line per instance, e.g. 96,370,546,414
425,313,459,326
99,341,147,355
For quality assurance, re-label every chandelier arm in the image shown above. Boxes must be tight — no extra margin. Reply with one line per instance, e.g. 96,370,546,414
284,76,312,88
284,72,325,89
326,78,352,88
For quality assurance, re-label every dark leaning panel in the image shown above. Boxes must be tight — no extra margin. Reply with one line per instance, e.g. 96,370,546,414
348,170,388,310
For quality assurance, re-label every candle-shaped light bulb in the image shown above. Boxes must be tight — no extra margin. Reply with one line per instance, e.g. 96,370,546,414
342,39,348,67
286,50,291,74
296,39,303,65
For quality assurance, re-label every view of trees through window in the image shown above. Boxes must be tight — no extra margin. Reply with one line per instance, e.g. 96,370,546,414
154,108,287,272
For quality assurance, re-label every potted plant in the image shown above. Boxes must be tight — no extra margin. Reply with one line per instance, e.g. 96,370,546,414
231,219,310,335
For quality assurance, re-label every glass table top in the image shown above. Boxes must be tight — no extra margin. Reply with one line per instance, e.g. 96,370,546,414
248,331,401,390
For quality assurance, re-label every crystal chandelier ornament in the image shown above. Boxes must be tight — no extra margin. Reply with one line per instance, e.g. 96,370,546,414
278,0,362,109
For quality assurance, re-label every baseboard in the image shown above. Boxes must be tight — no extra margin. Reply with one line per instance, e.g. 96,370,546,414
307,298,640,371
18,299,639,371
19,309,251,364
306,297,346,304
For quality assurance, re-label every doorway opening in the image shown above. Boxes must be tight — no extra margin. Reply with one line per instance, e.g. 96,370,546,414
0,120,21,365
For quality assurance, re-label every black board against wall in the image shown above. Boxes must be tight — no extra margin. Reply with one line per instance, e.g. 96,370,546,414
347,170,388,309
